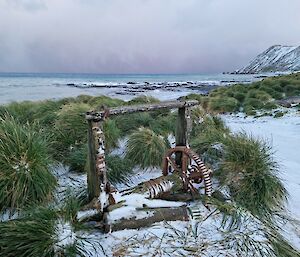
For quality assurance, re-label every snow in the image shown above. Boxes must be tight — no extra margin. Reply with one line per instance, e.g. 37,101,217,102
223,112,300,247
95,206,276,256
0,210,19,222
54,219,76,251
98,185,109,212
223,113,300,218
237,45,300,73
107,192,185,223
114,168,162,191
77,209,99,221
40,113,300,255
107,206,155,223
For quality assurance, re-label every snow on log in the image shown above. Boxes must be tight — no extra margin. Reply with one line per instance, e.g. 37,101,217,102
104,206,189,232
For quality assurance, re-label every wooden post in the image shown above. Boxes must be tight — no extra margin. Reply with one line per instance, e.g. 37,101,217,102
87,119,107,202
175,106,190,166
87,120,100,201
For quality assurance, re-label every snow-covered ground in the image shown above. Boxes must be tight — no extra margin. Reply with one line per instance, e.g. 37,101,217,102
99,112,300,256
2,112,300,256
224,112,300,220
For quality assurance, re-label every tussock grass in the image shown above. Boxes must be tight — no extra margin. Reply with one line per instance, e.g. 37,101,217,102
128,95,160,105
106,155,134,183
220,133,288,219
0,207,58,257
0,101,38,124
190,115,229,163
115,112,153,136
0,116,56,211
186,72,300,115
54,103,91,159
125,127,168,169
103,119,121,151
0,205,103,257
66,144,88,173
191,113,288,222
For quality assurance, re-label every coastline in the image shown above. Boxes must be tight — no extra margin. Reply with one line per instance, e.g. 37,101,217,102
0,73,261,104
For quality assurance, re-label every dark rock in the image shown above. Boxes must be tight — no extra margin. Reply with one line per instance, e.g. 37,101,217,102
277,100,292,108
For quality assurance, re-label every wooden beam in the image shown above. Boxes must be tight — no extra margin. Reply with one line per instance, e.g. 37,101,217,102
86,100,198,121
103,206,189,232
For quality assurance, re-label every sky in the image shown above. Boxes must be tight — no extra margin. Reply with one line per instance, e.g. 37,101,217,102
0,0,300,74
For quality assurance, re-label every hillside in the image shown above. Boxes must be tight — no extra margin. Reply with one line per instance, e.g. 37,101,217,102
236,45,300,74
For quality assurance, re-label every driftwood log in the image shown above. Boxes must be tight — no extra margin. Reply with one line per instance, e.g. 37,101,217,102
103,206,189,232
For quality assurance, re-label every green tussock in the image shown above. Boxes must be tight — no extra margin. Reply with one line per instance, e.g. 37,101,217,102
106,155,134,183
125,127,168,169
0,207,58,257
190,113,288,222
103,119,121,151
190,115,229,163
66,144,88,172
220,133,288,220
54,103,91,157
185,72,300,114
115,112,153,136
0,116,56,211
128,95,160,105
0,205,102,257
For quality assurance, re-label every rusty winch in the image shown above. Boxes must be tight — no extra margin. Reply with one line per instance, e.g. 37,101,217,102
162,146,213,197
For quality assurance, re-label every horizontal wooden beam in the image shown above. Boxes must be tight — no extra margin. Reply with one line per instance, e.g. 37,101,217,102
86,100,199,121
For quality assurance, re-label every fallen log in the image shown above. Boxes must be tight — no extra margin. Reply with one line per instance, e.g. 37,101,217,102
103,206,189,232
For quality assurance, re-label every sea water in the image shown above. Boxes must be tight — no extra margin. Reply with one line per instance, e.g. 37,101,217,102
0,72,260,104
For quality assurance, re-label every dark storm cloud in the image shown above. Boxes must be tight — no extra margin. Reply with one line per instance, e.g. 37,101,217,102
0,0,300,73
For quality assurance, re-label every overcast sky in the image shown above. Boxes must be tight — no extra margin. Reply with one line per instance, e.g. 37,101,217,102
0,0,300,74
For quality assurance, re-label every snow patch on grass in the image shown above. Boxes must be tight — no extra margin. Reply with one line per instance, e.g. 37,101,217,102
54,219,76,251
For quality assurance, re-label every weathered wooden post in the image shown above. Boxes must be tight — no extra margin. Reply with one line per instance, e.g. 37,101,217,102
86,112,108,204
175,103,192,166
87,120,100,200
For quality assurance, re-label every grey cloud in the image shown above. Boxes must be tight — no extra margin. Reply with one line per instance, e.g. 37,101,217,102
0,0,300,73
6,0,46,11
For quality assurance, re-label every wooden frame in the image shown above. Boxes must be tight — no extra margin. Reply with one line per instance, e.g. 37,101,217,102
85,100,198,201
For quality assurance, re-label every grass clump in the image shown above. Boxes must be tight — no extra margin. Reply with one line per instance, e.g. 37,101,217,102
0,101,38,124
125,127,168,169
190,113,288,221
274,111,285,118
115,112,153,136
0,205,101,257
106,155,134,183
219,133,288,219
128,95,160,105
0,207,58,257
190,115,229,163
208,97,239,113
54,103,91,156
66,144,88,173
103,119,121,151
185,72,300,114
0,116,56,211
87,95,125,108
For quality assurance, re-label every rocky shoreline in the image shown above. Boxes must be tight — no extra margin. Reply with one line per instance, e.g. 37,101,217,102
62,79,254,97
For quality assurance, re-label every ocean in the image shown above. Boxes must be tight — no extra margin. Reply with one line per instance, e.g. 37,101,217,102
0,72,260,104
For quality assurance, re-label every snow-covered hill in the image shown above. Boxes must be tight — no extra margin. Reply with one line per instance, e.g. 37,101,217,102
236,45,300,74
